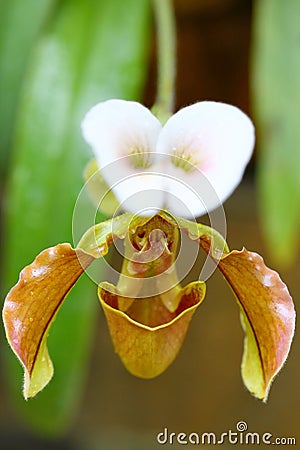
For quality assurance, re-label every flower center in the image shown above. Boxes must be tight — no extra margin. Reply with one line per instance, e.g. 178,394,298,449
129,146,152,169
171,147,199,173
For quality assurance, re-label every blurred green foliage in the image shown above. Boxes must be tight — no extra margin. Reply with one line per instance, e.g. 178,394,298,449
0,0,151,435
0,0,58,180
252,0,300,267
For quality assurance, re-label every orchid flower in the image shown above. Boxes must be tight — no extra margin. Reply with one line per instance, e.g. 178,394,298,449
2,99,295,403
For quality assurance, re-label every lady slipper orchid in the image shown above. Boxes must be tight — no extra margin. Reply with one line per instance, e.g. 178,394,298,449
2,100,295,403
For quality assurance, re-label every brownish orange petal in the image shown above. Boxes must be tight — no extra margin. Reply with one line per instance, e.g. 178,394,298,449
2,244,94,398
98,281,206,378
200,236,295,400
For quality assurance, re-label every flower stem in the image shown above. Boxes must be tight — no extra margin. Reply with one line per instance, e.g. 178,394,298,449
151,0,176,123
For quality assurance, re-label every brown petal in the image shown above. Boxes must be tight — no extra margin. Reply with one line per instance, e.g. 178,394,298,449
98,281,206,378
2,244,94,398
200,236,295,400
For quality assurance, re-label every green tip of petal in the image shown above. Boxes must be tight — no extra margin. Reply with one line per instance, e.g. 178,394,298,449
23,337,54,399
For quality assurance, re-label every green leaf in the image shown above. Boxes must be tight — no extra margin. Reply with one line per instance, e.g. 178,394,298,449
252,0,300,266
0,0,57,179
2,0,151,435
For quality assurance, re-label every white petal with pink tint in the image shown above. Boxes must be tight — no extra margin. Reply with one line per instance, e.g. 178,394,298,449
157,101,255,217
81,99,162,168
81,99,164,213
100,159,166,216
81,100,255,218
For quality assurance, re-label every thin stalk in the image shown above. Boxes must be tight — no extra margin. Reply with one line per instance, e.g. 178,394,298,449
152,0,176,122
